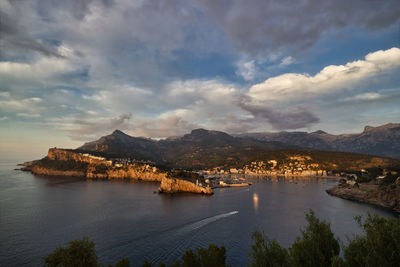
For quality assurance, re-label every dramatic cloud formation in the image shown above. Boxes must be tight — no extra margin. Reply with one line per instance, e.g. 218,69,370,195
238,96,320,130
196,0,400,55
249,48,400,103
0,0,399,157
0,9,62,58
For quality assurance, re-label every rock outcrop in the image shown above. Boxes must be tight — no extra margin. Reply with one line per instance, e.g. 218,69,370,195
158,177,213,195
31,165,85,177
25,148,214,194
86,166,166,181
48,148,112,165
326,183,400,213
29,148,165,182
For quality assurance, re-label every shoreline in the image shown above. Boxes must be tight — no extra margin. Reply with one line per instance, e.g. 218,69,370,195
210,173,339,179
326,184,400,214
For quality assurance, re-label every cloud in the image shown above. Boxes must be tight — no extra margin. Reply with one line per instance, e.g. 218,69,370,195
236,59,257,81
63,113,199,141
0,7,62,58
66,113,132,140
0,96,45,115
249,47,400,103
238,96,320,130
130,116,199,139
52,48,399,138
196,0,400,55
0,56,79,92
341,92,382,102
16,113,41,118
279,56,295,67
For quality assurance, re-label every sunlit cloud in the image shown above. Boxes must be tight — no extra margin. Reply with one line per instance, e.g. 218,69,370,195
0,0,399,153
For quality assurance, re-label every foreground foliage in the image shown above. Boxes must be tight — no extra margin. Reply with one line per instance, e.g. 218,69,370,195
43,237,98,267
44,211,399,267
289,210,340,267
344,214,400,266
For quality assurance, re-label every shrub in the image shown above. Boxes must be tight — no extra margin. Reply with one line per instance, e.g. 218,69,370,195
43,237,98,267
344,214,400,266
249,231,290,267
289,210,340,267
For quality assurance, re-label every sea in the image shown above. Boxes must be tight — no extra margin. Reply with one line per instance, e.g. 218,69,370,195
0,160,396,266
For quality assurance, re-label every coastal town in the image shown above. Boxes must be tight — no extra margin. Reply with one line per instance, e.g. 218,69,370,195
198,156,329,177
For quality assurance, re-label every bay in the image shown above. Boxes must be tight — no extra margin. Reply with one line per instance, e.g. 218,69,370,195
0,160,396,266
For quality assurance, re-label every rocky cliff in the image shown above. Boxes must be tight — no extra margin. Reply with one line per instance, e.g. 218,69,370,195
326,183,400,213
85,165,166,181
48,148,112,165
31,165,86,177
158,177,213,195
29,148,165,182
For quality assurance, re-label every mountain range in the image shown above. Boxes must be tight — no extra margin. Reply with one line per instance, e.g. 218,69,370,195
78,129,292,169
236,123,400,159
76,123,400,170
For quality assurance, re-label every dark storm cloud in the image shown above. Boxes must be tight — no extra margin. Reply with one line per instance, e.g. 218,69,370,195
195,0,400,55
238,95,320,130
0,10,62,58
36,0,114,21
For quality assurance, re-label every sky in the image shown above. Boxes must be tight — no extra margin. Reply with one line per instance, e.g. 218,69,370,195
1,0,400,159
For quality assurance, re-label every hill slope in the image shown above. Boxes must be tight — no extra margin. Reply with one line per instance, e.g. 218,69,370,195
237,123,400,159
77,128,400,170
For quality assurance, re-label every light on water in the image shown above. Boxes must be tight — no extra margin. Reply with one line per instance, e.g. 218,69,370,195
253,192,259,213
0,162,396,266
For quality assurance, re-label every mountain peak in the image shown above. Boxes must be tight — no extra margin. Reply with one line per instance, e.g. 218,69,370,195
312,130,327,135
112,129,127,136
364,125,374,132
363,123,400,133
188,128,232,137
190,128,209,134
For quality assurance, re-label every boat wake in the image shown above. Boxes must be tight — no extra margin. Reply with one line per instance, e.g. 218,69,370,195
176,211,239,235
149,211,239,263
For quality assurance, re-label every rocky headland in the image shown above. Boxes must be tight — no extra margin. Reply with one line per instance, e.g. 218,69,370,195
23,148,212,195
158,177,213,195
27,148,165,182
326,182,400,213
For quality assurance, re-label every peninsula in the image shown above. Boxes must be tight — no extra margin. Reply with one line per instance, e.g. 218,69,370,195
22,148,212,195
326,170,400,213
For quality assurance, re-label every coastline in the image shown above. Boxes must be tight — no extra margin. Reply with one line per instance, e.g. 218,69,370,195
326,184,400,214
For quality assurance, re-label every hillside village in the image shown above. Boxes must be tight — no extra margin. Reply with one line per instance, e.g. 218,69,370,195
73,151,399,182
199,156,329,177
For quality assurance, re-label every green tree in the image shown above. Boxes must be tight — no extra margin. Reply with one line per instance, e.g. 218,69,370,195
344,214,400,267
249,230,290,267
114,257,130,267
142,260,153,267
289,210,340,267
195,244,227,267
168,244,228,267
139,245,227,267
330,255,346,267
43,237,98,267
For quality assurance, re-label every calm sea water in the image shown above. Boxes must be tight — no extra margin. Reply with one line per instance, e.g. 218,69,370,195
0,160,396,266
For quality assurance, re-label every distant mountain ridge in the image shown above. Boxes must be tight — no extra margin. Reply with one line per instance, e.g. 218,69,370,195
77,124,400,170
78,128,293,168
236,123,400,159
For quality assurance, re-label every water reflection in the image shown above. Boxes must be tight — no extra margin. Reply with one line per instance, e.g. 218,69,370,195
253,192,259,213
